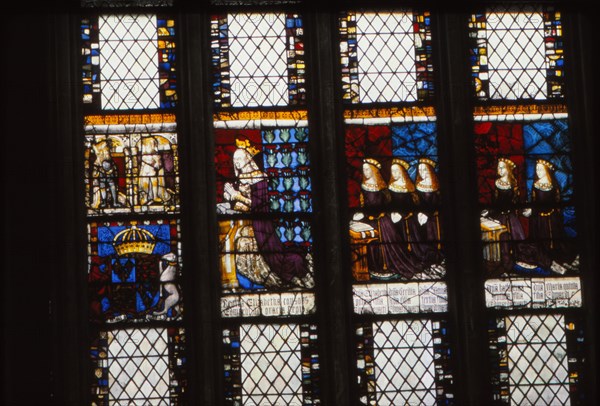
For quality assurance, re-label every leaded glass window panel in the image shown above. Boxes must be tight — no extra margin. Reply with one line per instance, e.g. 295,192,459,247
356,319,453,405
340,15,446,308
82,14,177,110
340,11,434,103
470,7,586,405
87,219,182,323
212,16,315,314
99,14,160,110
90,327,186,404
476,115,581,309
223,323,319,404
211,13,306,108
84,114,179,215
488,314,585,404
211,11,320,403
339,10,454,403
469,7,564,100
470,7,580,310
55,4,593,405
81,9,187,404
214,118,315,313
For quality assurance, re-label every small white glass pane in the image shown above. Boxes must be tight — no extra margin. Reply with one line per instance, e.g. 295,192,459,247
506,314,571,405
107,328,170,403
486,12,547,100
373,320,436,404
99,14,160,110
228,13,289,107
240,324,304,404
355,13,417,103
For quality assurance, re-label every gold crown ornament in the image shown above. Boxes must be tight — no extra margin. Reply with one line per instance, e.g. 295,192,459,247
113,225,156,256
235,138,260,156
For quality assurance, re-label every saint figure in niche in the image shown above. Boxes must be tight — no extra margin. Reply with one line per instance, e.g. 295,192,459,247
221,138,314,289
138,135,172,205
91,139,121,208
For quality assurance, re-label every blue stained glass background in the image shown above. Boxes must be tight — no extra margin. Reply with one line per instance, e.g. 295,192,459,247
97,224,173,257
522,119,573,201
391,122,439,180
391,123,438,156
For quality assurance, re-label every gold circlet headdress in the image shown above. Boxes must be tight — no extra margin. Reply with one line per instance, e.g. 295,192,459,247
363,158,382,170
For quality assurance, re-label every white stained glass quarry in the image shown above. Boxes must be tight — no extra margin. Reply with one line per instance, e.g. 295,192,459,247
240,324,303,405
99,14,160,110
506,314,571,405
373,319,436,405
356,13,417,103
108,328,170,404
228,13,289,107
485,12,547,100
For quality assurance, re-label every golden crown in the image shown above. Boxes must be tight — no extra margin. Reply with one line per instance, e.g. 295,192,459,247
113,225,156,256
536,159,555,171
418,157,436,168
363,158,381,169
235,138,260,156
391,158,410,170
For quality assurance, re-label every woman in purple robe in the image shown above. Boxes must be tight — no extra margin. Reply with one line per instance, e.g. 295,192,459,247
414,158,445,271
354,158,389,278
386,159,426,277
356,158,420,279
223,139,313,288
521,159,577,273
481,158,528,269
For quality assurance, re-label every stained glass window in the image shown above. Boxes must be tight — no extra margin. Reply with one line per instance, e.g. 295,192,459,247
211,12,320,403
211,13,306,108
470,6,585,404
84,114,179,216
340,12,434,103
487,314,585,404
81,8,186,404
339,11,454,403
88,219,182,323
470,7,579,307
222,323,319,404
47,3,593,405
90,327,186,404
355,319,453,405
82,14,177,110
470,9,563,100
